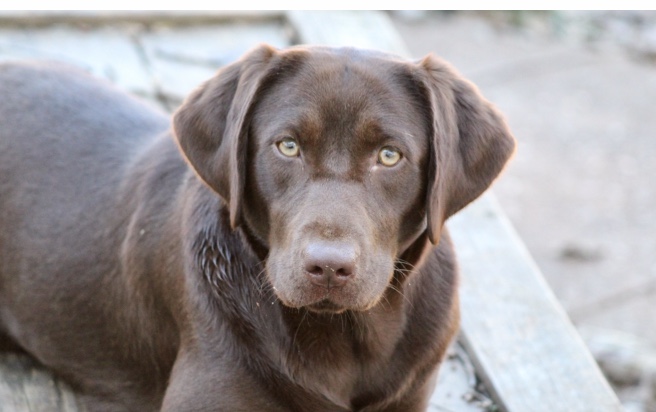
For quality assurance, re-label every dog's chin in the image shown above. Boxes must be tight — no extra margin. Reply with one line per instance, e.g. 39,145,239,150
306,299,348,314
275,288,382,314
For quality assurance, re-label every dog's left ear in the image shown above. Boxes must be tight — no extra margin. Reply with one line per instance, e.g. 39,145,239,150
417,54,516,244
173,44,278,229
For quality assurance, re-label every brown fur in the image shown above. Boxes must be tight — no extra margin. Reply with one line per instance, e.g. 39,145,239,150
0,45,514,411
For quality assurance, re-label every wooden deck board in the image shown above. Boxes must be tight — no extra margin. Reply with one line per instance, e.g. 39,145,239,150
450,193,623,411
0,353,82,412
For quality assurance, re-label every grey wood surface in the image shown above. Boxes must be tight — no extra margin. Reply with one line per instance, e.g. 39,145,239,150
289,10,624,412
0,353,82,412
286,10,407,54
450,194,624,411
0,10,282,26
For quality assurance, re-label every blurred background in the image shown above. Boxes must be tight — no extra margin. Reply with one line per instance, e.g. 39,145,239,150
0,9,654,411
391,11,656,411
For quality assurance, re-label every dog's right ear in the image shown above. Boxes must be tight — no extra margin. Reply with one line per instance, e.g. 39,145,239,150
417,54,516,245
173,44,277,229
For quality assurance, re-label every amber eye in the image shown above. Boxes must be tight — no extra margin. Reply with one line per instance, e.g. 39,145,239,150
277,137,299,157
378,146,402,167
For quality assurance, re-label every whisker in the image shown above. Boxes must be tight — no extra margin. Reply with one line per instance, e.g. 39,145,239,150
394,258,417,275
388,283,414,310
292,309,309,352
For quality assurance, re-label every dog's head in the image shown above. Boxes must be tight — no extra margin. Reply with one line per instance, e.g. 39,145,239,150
173,45,515,313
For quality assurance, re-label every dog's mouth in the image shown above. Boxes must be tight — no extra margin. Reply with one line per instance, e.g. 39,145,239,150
266,245,395,314
306,299,346,314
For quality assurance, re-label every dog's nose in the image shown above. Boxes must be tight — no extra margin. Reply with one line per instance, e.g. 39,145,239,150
304,241,357,288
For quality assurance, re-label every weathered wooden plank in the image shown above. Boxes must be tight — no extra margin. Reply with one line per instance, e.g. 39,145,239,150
0,11,283,26
139,22,291,106
0,353,82,412
288,10,623,411
429,340,496,412
286,10,408,53
449,194,623,411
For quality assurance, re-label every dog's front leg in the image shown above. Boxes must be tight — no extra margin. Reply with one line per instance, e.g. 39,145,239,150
161,347,286,412
360,370,438,412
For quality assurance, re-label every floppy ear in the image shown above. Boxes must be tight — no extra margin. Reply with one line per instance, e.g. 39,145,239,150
418,54,516,244
173,44,278,229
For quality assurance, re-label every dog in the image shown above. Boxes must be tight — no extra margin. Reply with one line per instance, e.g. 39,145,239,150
0,44,515,411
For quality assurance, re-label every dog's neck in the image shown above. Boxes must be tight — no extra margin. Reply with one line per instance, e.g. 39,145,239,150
193,200,410,347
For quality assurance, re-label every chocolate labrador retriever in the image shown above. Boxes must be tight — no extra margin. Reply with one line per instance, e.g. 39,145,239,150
0,44,514,411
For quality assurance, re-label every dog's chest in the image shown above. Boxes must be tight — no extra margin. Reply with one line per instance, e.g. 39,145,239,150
278,314,401,410
293,351,359,409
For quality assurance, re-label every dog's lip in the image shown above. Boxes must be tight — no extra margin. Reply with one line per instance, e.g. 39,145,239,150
306,299,346,314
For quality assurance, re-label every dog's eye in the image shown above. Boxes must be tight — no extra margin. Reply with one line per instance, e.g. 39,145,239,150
277,137,300,157
378,147,402,167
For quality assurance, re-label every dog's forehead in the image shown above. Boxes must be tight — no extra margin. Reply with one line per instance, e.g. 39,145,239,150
253,49,428,152
296,50,413,110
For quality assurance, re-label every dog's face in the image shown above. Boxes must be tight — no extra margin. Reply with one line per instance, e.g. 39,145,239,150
247,52,430,312
173,45,515,313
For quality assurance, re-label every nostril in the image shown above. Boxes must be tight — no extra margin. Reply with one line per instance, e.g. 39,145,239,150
303,241,358,288
307,265,324,277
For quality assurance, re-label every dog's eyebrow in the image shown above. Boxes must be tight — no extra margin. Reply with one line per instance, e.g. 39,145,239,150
258,110,322,144
354,118,423,161
256,100,425,165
